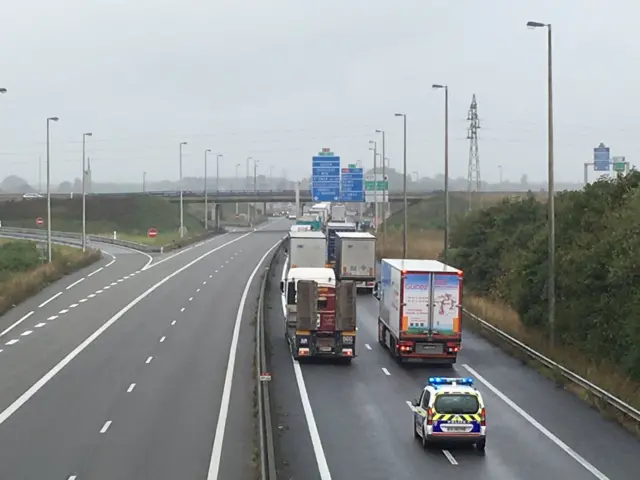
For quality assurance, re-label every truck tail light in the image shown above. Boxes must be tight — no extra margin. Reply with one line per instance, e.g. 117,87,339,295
426,407,434,425
397,341,413,353
341,348,353,357
446,342,460,353
298,348,310,356
480,408,486,426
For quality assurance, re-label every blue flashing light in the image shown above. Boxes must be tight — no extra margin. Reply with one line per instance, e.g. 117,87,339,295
428,377,474,387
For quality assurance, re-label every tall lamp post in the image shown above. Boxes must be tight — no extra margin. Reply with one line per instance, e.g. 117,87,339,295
375,129,386,242
527,20,555,346
179,141,188,238
369,140,378,233
204,148,211,230
81,132,93,252
46,116,59,263
235,163,241,215
394,113,408,258
432,84,449,264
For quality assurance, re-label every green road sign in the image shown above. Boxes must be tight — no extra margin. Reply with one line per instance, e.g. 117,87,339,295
365,180,388,190
613,162,626,172
348,163,356,168
318,151,334,156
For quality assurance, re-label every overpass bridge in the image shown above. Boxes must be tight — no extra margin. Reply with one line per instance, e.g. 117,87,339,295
0,189,535,203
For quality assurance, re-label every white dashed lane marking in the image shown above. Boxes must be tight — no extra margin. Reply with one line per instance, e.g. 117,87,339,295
146,356,153,364
5,339,19,346
21,331,33,337
382,368,391,376
100,421,112,433
127,383,136,393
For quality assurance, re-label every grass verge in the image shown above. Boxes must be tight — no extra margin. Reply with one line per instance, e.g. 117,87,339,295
0,242,101,315
377,228,640,436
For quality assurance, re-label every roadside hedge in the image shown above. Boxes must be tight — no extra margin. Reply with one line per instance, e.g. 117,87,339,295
448,172,640,379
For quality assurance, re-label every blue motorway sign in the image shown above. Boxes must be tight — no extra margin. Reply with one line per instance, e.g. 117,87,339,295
312,155,340,201
594,145,610,171
340,167,364,202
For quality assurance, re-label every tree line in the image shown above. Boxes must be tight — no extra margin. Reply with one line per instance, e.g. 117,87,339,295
448,172,640,380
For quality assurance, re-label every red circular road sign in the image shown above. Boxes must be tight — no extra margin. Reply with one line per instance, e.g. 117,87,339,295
36,217,44,226
147,228,158,238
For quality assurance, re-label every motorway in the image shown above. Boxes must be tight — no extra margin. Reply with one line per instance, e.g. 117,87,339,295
266,249,640,480
0,219,287,479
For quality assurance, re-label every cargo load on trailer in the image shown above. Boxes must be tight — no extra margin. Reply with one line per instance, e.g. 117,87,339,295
325,221,357,266
374,259,463,364
281,267,357,362
288,231,326,269
296,214,322,231
335,232,376,294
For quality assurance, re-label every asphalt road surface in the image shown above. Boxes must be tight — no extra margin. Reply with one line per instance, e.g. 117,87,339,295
266,249,640,480
0,219,287,479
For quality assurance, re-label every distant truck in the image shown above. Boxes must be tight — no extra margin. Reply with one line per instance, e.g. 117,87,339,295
296,215,322,231
331,204,347,222
335,232,376,294
281,266,357,363
374,259,463,365
288,231,327,269
325,221,357,266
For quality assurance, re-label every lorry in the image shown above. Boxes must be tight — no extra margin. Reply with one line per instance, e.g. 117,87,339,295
288,231,327,269
331,204,347,222
309,203,331,227
335,232,376,294
296,214,322,231
325,221,357,266
374,259,463,365
281,266,357,362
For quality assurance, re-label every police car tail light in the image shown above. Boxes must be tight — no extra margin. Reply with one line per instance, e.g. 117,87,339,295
480,408,486,426
426,407,434,426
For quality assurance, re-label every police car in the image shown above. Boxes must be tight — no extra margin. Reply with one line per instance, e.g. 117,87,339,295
411,377,486,451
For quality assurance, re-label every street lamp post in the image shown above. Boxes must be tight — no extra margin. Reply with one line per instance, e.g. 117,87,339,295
204,149,211,230
235,163,240,215
369,140,378,233
81,132,93,252
179,141,188,239
376,129,387,242
46,117,59,263
432,84,449,264
527,20,555,346
252,158,259,226
394,113,408,259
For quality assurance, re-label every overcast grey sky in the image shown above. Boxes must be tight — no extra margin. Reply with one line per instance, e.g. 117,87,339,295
0,0,637,186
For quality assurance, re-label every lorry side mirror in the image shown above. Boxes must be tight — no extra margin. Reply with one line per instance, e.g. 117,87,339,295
373,281,380,300
411,398,419,407
279,281,284,293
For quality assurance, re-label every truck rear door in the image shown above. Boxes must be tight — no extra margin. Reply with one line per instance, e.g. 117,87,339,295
402,272,431,335
431,273,462,336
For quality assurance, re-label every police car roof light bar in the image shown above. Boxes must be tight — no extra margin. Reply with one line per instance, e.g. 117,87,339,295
428,377,474,386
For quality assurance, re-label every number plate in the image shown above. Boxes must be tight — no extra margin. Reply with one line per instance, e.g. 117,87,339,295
417,343,444,354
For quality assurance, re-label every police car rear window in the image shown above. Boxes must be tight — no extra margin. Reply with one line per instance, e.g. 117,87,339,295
434,394,479,414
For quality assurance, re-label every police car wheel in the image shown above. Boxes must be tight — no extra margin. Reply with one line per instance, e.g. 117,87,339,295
421,429,431,449
475,438,486,451
413,423,420,439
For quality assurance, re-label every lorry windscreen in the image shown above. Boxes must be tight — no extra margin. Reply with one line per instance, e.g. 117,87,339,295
434,394,479,414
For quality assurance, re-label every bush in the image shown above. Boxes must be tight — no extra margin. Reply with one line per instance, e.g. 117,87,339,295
448,171,640,380
0,242,101,315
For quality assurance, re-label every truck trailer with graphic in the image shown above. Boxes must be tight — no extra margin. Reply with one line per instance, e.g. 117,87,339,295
374,259,463,364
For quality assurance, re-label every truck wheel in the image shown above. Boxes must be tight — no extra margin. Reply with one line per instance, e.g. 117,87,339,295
378,323,384,346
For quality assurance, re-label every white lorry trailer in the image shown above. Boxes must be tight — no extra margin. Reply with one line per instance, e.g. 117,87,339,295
374,259,463,365
335,232,376,294
288,231,327,269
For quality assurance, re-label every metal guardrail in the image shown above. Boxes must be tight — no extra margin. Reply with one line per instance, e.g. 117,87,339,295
256,239,284,480
463,308,640,425
0,227,225,253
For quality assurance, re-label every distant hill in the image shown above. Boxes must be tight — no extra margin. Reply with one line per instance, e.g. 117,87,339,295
0,176,35,194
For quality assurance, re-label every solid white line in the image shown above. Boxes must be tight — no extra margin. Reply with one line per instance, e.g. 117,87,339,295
142,234,230,271
38,292,62,308
145,356,153,364
21,330,33,336
180,307,185,312
462,364,610,479
442,450,458,465
59,309,69,314
382,367,391,376
66,278,85,290
0,311,34,338
69,303,79,308
105,259,115,267
5,339,19,346
159,336,166,343
47,315,58,321
87,266,104,277
100,421,112,433
79,299,88,303
34,323,46,328
171,320,176,326
291,360,332,479
365,344,372,350
206,239,282,479
127,383,136,393
0,228,268,431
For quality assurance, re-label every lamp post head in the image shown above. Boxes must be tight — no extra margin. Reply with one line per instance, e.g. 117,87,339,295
84,132,93,137
432,84,446,89
394,113,406,118
0,88,6,94
48,117,59,122
375,129,383,133
527,21,547,29
205,148,211,153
